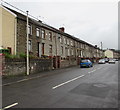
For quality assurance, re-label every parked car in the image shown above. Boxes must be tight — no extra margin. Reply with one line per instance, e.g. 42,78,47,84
104,58,109,63
114,59,118,61
108,59,115,64
80,59,93,68
98,59,105,64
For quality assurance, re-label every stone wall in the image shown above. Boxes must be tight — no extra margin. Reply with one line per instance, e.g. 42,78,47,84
0,54,5,75
60,57,77,68
2,56,52,76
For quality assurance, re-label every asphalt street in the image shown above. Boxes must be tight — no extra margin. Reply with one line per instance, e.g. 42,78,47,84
2,61,119,109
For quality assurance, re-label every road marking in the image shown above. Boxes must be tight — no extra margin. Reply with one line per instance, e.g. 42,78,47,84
88,69,96,74
2,102,18,110
52,74,85,89
2,82,18,86
97,67,102,70
16,78,28,82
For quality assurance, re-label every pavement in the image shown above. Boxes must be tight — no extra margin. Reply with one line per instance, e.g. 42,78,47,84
2,62,119,109
2,66,80,86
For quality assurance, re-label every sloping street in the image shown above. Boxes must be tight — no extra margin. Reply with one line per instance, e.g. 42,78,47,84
2,62,118,108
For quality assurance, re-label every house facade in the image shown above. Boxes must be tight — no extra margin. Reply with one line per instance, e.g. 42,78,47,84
104,49,119,59
0,5,17,55
1,5,104,68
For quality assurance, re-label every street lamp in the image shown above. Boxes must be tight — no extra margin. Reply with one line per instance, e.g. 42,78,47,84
26,11,29,75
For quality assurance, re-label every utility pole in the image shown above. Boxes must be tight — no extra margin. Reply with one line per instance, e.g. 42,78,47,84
100,42,103,50
26,11,29,75
100,41,104,58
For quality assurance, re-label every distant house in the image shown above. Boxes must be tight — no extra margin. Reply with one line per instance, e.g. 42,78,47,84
104,49,119,59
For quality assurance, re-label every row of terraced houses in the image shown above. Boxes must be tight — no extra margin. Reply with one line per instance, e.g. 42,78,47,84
1,5,105,70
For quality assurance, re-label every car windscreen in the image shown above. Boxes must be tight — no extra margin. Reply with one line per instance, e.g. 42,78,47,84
99,59,105,61
81,60,89,63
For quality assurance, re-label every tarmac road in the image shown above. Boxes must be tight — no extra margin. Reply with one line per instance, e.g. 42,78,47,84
2,61,118,109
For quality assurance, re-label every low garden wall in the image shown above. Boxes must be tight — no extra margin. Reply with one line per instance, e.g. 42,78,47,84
60,57,77,68
1,55,53,76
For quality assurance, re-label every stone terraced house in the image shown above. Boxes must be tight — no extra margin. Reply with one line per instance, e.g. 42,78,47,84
0,5,104,69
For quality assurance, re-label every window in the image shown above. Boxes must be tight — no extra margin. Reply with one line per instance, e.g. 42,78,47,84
71,40,73,46
76,42,77,47
41,30,45,39
64,38,67,44
49,45,52,54
61,46,63,55
59,35,63,43
49,32,52,41
65,47,67,56
36,28,40,37
28,25,32,35
68,48,70,56
67,39,69,45
28,40,32,51
59,37,61,43
77,43,79,48
71,49,74,55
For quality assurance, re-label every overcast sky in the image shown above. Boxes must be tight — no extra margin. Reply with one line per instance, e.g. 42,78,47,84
3,0,118,50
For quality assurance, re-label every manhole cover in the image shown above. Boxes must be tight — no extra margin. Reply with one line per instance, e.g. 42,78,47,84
93,83,107,88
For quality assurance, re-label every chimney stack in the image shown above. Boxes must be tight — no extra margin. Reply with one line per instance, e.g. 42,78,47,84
95,45,97,48
59,27,65,32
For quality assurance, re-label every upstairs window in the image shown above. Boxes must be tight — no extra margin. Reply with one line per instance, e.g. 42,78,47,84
71,49,74,55
41,29,45,39
60,37,62,43
28,25,32,35
59,35,63,43
68,48,70,56
64,38,67,44
61,46,63,55
36,28,40,37
67,39,69,45
71,40,73,46
49,32,52,41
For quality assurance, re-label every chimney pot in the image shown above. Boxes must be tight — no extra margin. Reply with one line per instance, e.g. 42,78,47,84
59,27,65,32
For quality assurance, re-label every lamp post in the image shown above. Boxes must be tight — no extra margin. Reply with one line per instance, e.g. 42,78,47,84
26,11,29,75
100,42,103,50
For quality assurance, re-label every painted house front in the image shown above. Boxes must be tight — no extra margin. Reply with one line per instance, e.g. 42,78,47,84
0,5,17,55
104,49,114,58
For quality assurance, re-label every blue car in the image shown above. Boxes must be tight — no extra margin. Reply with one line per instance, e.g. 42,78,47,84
80,59,93,68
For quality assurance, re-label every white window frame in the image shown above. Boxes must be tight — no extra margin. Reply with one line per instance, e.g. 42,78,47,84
49,32,52,41
64,38,66,44
71,40,73,46
71,49,74,55
67,39,69,45
60,37,62,43
68,48,70,56
41,29,45,39
36,28,40,37
61,46,63,55
28,25,32,35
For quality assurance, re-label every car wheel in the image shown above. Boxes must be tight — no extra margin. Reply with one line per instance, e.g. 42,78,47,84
88,65,90,68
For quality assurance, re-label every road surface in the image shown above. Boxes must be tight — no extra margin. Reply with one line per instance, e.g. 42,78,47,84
2,62,118,109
